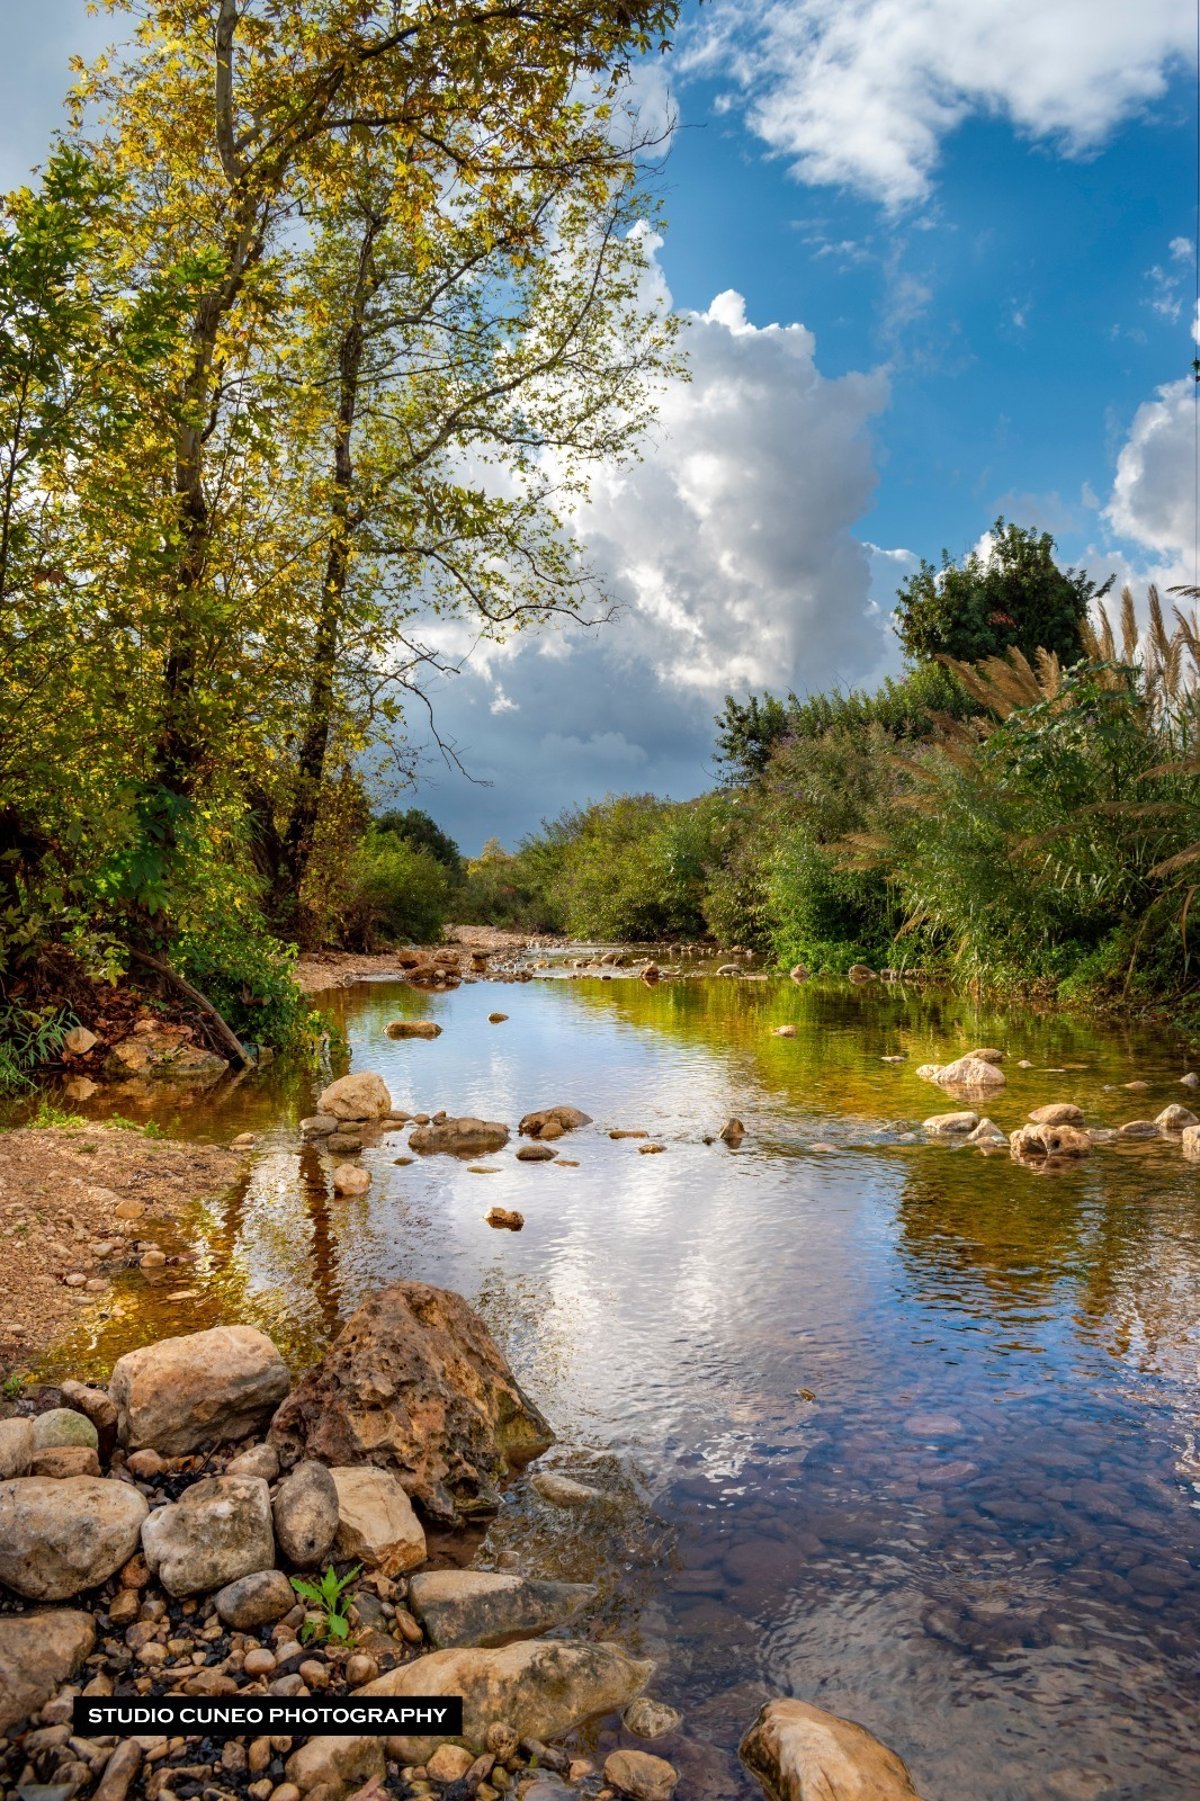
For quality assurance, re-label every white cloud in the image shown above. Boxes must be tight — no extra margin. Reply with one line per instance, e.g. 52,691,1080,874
407,245,902,847
679,0,1193,206
1107,377,1196,561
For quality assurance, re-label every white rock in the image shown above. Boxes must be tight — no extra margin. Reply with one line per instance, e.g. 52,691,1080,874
317,1073,392,1121
141,1474,275,1597
330,1466,426,1574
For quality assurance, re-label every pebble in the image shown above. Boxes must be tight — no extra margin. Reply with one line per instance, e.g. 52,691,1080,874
242,1648,277,1678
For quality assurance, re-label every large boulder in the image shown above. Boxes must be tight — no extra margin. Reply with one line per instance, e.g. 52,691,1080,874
1156,1103,1199,1131
356,1638,653,1764
740,1699,927,1801
0,1477,147,1600
329,1466,426,1574
105,1020,228,1082
0,1609,96,1733
934,1056,1005,1092
318,1073,392,1120
273,1460,339,1567
406,1569,595,1649
409,1118,510,1156
141,1474,275,1596
110,1325,290,1455
269,1281,553,1525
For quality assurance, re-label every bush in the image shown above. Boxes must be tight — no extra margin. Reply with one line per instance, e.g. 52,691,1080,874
339,832,455,947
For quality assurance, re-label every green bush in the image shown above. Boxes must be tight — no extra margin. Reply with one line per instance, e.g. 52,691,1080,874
340,832,455,947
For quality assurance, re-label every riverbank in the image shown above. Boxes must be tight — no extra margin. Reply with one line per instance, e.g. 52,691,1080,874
0,1125,247,1369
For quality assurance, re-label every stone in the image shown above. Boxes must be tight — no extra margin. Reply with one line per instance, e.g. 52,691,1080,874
720,1119,746,1145
1182,1072,1200,1088
518,1106,592,1138
426,1745,475,1783
332,1164,371,1196
63,1026,99,1056
106,1023,227,1082
488,1013,508,1024
300,1116,339,1138
1155,1104,1199,1130
1118,1120,1158,1138
356,1638,653,1764
273,1461,339,1568
269,1281,553,1525
409,1117,510,1156
385,1020,442,1039
326,1133,363,1155
516,1144,556,1162
623,1698,683,1740
285,1734,385,1797
0,1477,148,1599
30,1446,101,1478
110,1325,291,1455
965,1119,1006,1145
0,1416,34,1478
847,964,876,982
406,1569,595,1649
604,1750,679,1801
141,1474,275,1596
318,1072,392,1120
538,1119,565,1140
211,1567,293,1628
966,1047,1004,1064
227,1443,280,1480
33,1408,99,1452
740,1699,927,1801
530,1471,602,1507
922,1111,979,1136
772,1025,798,1038
93,1740,143,1801
789,965,808,983
1182,1124,1200,1160
1028,1104,1084,1125
330,1466,427,1573
485,1208,524,1231
0,1609,95,1733
934,1055,1006,1091
1010,1122,1091,1159
59,1380,119,1440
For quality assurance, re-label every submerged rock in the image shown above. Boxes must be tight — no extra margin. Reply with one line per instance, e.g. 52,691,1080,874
355,1638,653,1764
1010,1122,1091,1159
268,1280,553,1525
110,1325,290,1455
519,1105,593,1138
406,1569,595,1649
409,1117,510,1155
605,1750,679,1801
0,1476,147,1600
531,1470,603,1507
624,1697,683,1740
385,1020,442,1039
740,1698,927,1801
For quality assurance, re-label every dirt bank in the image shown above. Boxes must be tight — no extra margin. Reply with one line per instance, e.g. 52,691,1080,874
0,1125,247,1371
294,925,546,994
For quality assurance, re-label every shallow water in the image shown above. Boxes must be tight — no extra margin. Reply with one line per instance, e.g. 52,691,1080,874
36,971,1200,1799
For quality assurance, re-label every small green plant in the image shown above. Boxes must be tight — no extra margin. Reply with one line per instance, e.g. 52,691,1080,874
2,1372,24,1400
291,1563,360,1643
106,1114,165,1138
31,1100,87,1129
0,1007,76,1096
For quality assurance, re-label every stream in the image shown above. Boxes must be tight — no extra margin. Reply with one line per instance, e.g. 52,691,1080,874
32,964,1200,1800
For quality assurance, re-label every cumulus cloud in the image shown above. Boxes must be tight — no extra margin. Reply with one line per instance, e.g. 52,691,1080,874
1107,378,1196,562
679,0,1193,206
407,247,901,848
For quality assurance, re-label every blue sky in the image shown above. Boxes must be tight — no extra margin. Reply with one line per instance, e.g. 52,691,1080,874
6,1,1200,848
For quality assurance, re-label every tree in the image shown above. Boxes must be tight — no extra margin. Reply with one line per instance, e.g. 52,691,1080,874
893,517,1112,668
373,810,463,879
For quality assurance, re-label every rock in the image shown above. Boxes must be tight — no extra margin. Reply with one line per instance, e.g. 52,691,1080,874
273,1461,339,1568
914,1064,942,1082
406,1569,595,1649
518,1106,592,1138
789,965,808,983
605,1750,679,1801
33,1408,99,1452
0,1477,148,1599
516,1144,556,1162
772,1025,797,1038
934,1055,1005,1091
106,1022,228,1082
0,1609,95,1733
227,1442,280,1480
285,1734,385,1797
740,1699,926,1801
385,1020,442,1039
1124,1080,1150,1090
639,1143,666,1154
59,1380,118,1441
332,1163,371,1196
409,1117,510,1156
623,1698,683,1740
965,1118,1006,1145
317,1073,392,1121
1118,1119,1159,1138
0,1417,34,1478
720,1119,746,1145
922,1111,979,1136
330,1466,427,1573
356,1638,653,1764
1010,1122,1091,1158
485,1208,524,1231
30,1446,101,1478
1028,1104,1084,1125
531,1471,602,1507
1181,1071,1200,1088
1155,1104,1198,1130
269,1281,553,1525
141,1474,275,1596
966,1047,1004,1064
215,1568,296,1629
1182,1124,1200,1159
847,964,876,982
93,1740,143,1801
232,1132,257,1148
110,1325,290,1455
488,1013,508,1024
538,1119,566,1140
427,1745,475,1782
326,1133,364,1155
300,1115,339,1137
63,1026,99,1056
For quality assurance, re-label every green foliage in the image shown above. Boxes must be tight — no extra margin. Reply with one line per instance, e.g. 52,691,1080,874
0,1007,73,1095
373,810,464,881
31,1099,86,1129
459,836,568,934
552,794,730,941
292,1564,360,1645
339,832,456,948
893,517,1111,667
